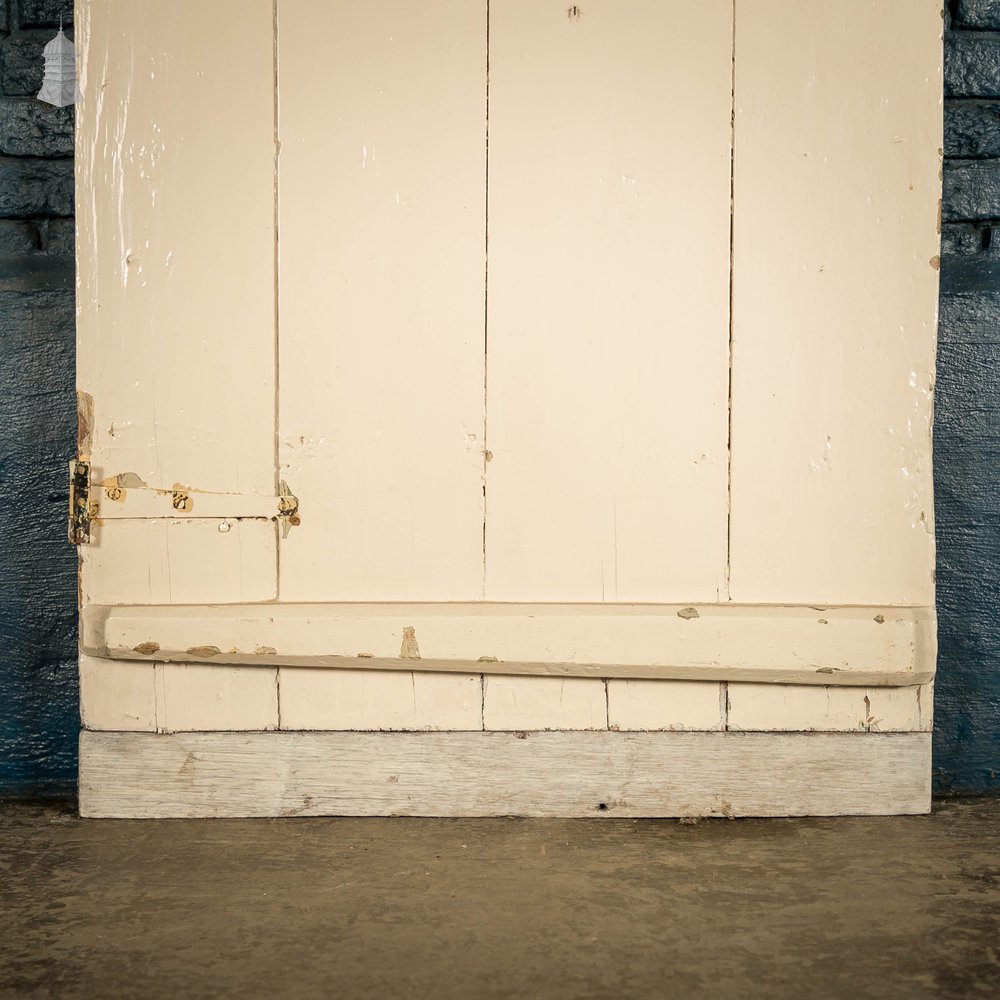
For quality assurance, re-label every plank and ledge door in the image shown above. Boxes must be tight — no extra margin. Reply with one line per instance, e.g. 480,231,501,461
77,0,939,686
278,0,734,606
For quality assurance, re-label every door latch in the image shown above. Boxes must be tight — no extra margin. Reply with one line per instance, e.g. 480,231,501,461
68,460,300,545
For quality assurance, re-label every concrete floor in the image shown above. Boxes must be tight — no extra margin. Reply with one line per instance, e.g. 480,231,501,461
2,800,998,999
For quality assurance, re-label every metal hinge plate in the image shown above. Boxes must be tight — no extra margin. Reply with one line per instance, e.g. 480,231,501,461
68,462,300,545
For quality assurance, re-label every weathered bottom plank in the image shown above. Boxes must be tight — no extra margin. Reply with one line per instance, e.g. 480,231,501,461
79,731,930,819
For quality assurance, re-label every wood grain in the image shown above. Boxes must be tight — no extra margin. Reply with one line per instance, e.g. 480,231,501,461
82,602,937,686
729,0,942,605
276,0,487,601
79,730,932,818
76,0,278,603
279,669,482,731
484,0,733,601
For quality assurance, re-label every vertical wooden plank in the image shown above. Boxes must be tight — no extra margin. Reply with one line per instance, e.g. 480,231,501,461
484,0,733,602
607,680,724,731
76,0,278,602
729,0,942,605
279,669,483,731
80,520,275,605
79,655,156,732
727,684,923,733
483,676,607,731
277,0,487,601
155,664,278,732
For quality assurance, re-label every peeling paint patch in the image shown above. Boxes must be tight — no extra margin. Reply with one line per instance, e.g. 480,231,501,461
76,390,94,457
929,255,941,270
677,607,700,620
132,641,159,656
101,472,149,490
400,627,421,660
873,614,886,624
478,655,499,663
255,645,277,656
186,645,221,658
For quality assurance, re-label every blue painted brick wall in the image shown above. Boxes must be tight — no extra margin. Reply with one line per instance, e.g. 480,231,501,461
0,3,998,797
934,2,1000,793
0,0,78,799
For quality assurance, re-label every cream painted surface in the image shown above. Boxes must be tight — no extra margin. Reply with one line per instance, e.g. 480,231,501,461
82,603,937,686
79,655,156,732
75,0,278,603
727,683,923,733
79,731,933,818
919,682,935,732
484,0,733,602
155,664,278,733
607,681,725,732
729,0,942,605
75,1,942,813
279,669,482,731
277,0,487,601
483,677,607,731
93,486,290,521
80,521,276,605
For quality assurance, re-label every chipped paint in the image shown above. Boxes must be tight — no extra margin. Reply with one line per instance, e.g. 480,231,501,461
186,645,222,658
76,390,94,458
255,645,277,656
101,472,149,490
132,642,160,656
400,627,421,660
677,607,700,620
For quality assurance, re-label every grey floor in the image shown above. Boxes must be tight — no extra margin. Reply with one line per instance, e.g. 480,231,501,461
2,799,998,999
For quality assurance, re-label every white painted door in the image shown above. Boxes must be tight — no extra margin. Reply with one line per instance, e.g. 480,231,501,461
76,0,940,691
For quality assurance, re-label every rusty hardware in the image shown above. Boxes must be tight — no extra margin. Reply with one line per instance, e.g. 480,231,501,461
278,480,300,537
68,459,92,545
69,460,300,542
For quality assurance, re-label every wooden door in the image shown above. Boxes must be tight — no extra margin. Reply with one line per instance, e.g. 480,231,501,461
76,0,942,817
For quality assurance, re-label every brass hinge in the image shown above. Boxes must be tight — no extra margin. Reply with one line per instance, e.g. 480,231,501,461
68,462,300,545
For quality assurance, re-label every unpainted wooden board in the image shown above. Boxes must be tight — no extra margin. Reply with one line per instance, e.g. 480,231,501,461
484,0,733,601
729,0,942,605
483,677,607,731
76,0,278,603
82,602,937,685
79,730,932,818
607,680,725,731
79,654,156,732
279,669,482,731
277,0,487,601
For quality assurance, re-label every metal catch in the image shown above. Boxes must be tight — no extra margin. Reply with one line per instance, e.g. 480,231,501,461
68,459,92,545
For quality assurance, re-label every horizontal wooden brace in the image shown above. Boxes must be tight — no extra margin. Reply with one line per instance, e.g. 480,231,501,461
78,730,932,818
80,602,936,686
94,485,296,521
